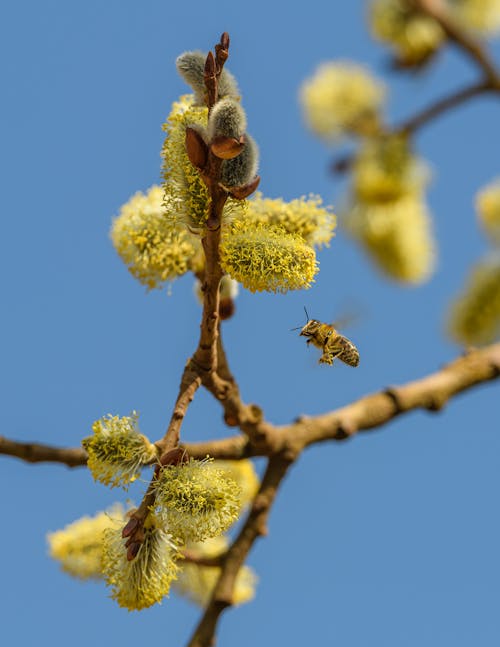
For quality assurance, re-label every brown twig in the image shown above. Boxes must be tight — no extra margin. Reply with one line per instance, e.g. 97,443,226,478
333,2,500,174
411,0,500,85
182,549,226,568
397,80,492,135
155,366,202,455
0,436,87,467
3,343,500,466
117,33,233,556
275,343,500,455
187,454,292,647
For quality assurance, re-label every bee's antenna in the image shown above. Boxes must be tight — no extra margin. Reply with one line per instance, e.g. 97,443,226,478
290,307,310,331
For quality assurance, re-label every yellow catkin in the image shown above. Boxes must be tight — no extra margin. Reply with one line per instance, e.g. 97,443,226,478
299,61,385,141
161,94,247,233
476,179,500,244
447,0,500,37
352,135,429,204
220,220,318,293
47,505,125,580
82,412,157,489
345,194,436,283
175,536,257,607
211,459,260,509
102,514,179,611
369,0,445,65
448,255,500,345
154,458,241,544
111,185,201,289
247,193,336,248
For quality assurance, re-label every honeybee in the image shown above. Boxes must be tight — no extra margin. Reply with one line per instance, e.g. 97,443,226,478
293,308,360,367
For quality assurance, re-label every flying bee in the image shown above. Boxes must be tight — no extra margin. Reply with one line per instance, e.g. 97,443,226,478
292,308,360,367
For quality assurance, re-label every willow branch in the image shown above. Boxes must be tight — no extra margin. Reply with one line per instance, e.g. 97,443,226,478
155,367,202,454
275,343,500,456
0,436,87,467
182,550,225,567
187,454,292,647
397,80,492,134
2,344,500,466
412,0,500,85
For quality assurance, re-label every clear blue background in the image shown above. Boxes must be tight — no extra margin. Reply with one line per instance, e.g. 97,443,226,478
1,1,499,645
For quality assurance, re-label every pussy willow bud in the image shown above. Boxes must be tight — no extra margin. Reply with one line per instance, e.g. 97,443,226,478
176,51,239,106
208,97,247,140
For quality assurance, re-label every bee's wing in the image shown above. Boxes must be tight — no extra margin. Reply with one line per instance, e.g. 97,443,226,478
333,335,360,367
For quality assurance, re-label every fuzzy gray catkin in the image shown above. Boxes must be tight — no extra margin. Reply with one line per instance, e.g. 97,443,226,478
221,134,259,188
176,51,240,105
208,98,247,140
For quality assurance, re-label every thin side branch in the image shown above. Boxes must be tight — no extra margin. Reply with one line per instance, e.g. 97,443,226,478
187,454,292,647
0,436,87,467
397,80,492,134
412,0,500,85
276,343,500,456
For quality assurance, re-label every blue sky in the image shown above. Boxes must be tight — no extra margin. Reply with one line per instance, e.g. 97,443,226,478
1,1,499,645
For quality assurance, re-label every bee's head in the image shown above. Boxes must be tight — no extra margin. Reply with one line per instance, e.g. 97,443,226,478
299,319,320,337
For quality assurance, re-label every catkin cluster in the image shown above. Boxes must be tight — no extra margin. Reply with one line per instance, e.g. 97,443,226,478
111,48,336,298
344,135,436,284
448,179,500,345
50,409,260,610
368,0,500,68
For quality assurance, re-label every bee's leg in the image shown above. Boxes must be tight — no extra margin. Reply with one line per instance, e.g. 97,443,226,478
320,348,342,365
319,351,334,365
306,338,313,346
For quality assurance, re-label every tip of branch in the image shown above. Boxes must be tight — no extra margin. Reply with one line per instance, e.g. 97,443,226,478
204,51,216,77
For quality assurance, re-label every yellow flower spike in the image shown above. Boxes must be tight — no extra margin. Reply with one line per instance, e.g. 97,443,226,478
83,412,157,489
47,505,125,580
102,514,179,611
220,220,318,294
369,0,445,66
210,459,259,510
352,136,430,204
154,458,241,544
447,254,500,345
175,536,257,607
447,0,500,37
161,95,247,233
300,61,386,141
476,179,500,244
345,194,436,284
111,185,201,290
247,193,336,248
